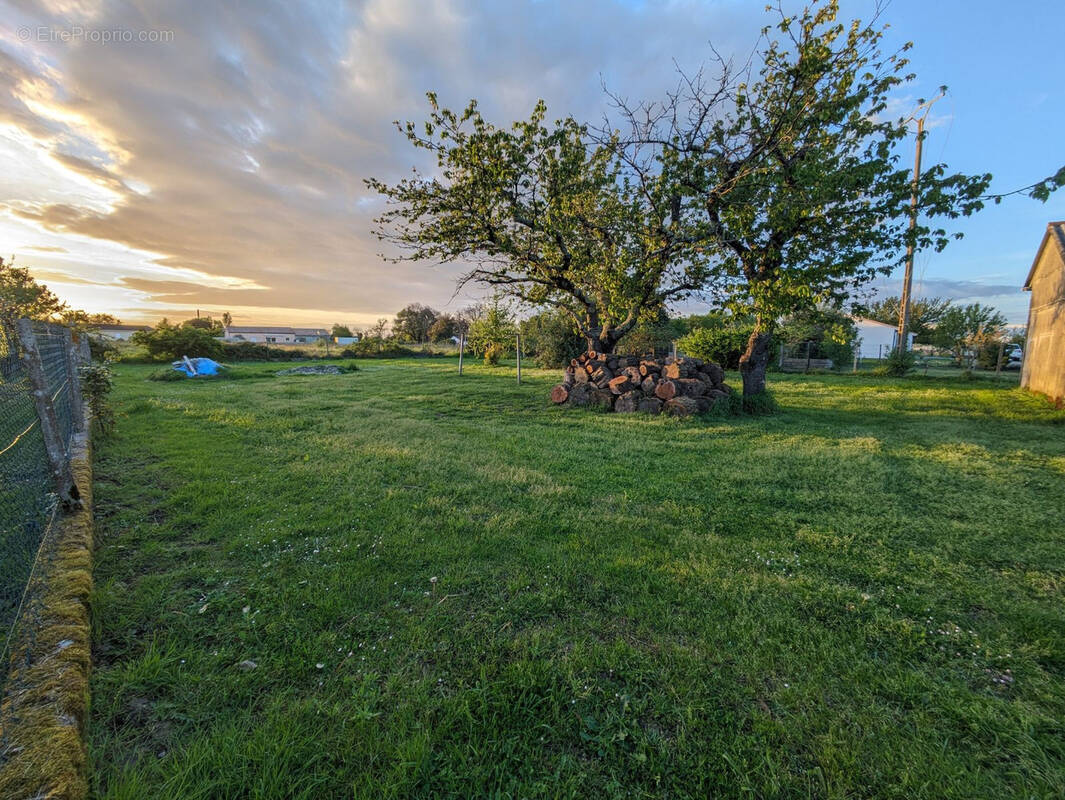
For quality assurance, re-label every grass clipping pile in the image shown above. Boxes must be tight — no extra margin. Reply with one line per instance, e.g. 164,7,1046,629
551,353,733,416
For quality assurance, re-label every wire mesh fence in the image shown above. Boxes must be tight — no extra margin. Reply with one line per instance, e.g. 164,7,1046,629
0,320,82,688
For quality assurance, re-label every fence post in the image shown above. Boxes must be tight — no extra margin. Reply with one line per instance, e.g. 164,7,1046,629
995,342,1004,377
63,328,86,433
671,341,677,360
457,333,464,376
15,320,81,509
515,334,522,385
805,341,812,373
852,352,858,373
779,344,784,369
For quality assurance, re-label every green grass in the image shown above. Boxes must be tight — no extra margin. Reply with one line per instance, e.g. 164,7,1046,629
89,360,1065,799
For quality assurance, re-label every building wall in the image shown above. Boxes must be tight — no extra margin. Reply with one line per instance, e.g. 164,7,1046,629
99,330,139,341
854,321,902,359
227,332,296,343
1022,245,1065,403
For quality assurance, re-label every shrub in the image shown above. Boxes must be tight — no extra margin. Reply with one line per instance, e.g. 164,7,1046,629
78,361,115,432
483,342,504,366
875,347,916,377
132,321,221,361
468,298,516,360
677,326,753,369
148,367,187,382
520,311,584,368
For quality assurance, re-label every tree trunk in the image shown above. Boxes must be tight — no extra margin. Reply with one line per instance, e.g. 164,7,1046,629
739,325,773,399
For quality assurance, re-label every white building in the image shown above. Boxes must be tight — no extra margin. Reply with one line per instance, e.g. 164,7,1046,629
224,326,329,344
852,316,915,359
97,324,151,341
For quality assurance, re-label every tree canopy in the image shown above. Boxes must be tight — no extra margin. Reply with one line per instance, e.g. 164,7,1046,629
367,96,712,353
609,0,990,398
864,295,952,343
393,303,439,343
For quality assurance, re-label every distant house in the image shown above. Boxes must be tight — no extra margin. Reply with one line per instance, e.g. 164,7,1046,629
224,326,329,344
333,336,359,345
851,316,915,359
1022,221,1065,404
96,323,151,341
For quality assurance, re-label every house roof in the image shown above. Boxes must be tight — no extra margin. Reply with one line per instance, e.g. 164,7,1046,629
99,324,150,331
851,316,897,330
226,325,328,335
1024,221,1065,291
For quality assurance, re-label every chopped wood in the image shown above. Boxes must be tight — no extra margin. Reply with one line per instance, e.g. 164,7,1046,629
550,385,570,404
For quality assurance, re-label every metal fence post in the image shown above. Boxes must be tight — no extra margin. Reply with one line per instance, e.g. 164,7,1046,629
62,328,86,433
457,333,464,376
15,320,81,509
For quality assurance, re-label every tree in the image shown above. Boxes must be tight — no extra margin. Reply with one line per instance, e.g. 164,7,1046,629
427,314,462,343
1,256,67,324
331,323,353,338
132,319,222,360
393,303,438,343
865,295,952,343
612,0,990,402
59,309,121,332
367,96,713,353
932,303,1007,365
222,311,233,330
181,316,223,335
467,297,516,365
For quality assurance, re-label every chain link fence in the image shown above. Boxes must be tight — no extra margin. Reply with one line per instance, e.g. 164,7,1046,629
0,320,83,688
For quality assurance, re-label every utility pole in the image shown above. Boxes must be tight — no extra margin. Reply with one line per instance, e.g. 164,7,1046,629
897,92,944,354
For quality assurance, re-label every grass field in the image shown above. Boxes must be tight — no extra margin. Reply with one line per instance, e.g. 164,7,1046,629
89,360,1065,799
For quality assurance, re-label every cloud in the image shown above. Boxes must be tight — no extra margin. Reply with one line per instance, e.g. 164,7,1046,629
0,0,765,323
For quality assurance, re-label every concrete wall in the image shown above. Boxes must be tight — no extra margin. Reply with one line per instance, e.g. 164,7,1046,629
1022,244,1065,403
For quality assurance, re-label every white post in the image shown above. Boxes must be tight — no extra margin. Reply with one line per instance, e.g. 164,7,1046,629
516,334,522,384
457,333,464,376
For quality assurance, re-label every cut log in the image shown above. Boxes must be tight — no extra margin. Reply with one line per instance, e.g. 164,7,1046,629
568,383,595,406
589,389,615,411
663,362,697,380
675,378,710,397
573,368,589,384
702,363,725,386
639,363,662,377
654,379,679,400
614,390,641,413
637,396,663,415
591,366,614,384
550,384,570,404
640,376,657,394
664,396,701,418
608,375,634,395
623,366,643,381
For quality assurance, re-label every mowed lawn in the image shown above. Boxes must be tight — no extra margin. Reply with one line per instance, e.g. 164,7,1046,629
89,360,1065,799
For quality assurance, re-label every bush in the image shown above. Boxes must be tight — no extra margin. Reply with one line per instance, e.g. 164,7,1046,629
520,311,584,369
468,298,516,360
338,343,421,359
78,361,115,433
219,342,313,361
148,367,187,381
677,326,753,369
874,347,916,377
132,322,221,361
483,342,504,365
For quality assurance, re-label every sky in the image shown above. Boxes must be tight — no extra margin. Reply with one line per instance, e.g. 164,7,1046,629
0,0,1062,328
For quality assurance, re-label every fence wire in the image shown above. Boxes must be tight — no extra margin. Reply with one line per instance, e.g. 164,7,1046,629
0,320,77,688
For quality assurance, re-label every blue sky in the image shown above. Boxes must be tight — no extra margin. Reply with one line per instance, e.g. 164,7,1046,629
862,0,1065,322
0,0,1061,326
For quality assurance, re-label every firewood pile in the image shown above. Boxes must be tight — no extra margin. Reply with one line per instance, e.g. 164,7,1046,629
550,352,732,416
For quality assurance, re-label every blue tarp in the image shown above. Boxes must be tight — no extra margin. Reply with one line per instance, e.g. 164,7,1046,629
172,357,226,377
